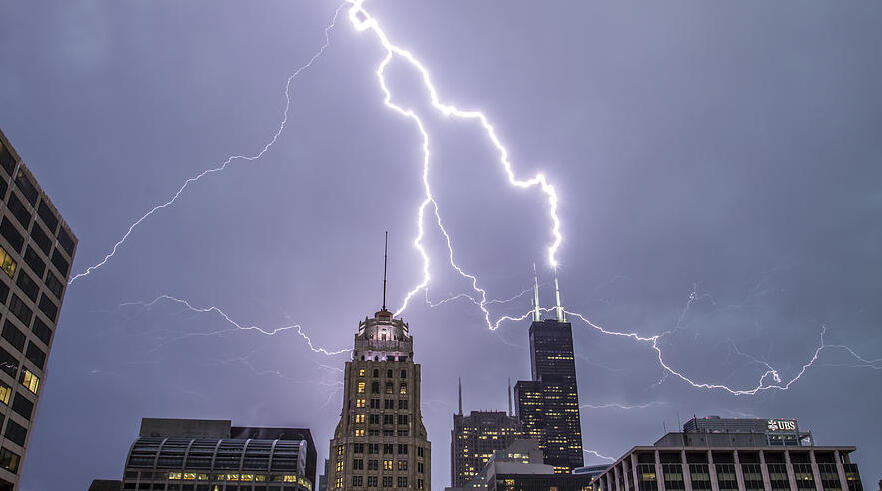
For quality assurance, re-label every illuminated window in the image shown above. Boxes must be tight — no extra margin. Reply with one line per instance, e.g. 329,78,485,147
336,460,344,472
354,414,365,423
226,474,240,481
357,382,366,393
0,383,11,405
335,477,343,489
255,475,266,482
240,474,254,481
385,382,393,394
168,472,182,480
21,369,39,394
183,473,196,480
399,383,407,395
198,474,209,480
398,460,407,471
0,246,15,278
356,398,366,408
355,429,365,436
284,475,299,483
337,445,345,456
384,460,393,470
359,368,365,376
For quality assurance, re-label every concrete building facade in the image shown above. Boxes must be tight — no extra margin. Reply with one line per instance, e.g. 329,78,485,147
0,129,78,490
328,308,431,490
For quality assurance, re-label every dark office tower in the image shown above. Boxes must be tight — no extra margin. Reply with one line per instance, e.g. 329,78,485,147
450,380,523,487
515,268,583,474
0,129,78,490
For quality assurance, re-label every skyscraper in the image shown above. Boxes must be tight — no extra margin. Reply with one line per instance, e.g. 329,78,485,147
0,129,78,490
450,379,523,487
328,241,431,490
514,268,583,474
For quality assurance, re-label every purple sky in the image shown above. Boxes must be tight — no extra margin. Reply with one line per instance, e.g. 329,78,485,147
1,1,881,489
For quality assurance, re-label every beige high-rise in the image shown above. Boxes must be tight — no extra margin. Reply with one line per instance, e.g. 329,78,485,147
328,309,431,491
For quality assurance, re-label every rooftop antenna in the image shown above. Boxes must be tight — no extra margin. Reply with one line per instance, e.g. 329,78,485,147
553,265,566,322
532,263,541,322
507,378,513,416
382,231,388,311
458,377,463,416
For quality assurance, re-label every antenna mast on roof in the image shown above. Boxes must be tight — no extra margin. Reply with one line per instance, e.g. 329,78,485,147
382,231,388,311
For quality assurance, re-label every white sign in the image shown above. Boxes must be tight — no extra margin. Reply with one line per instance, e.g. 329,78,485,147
767,419,797,432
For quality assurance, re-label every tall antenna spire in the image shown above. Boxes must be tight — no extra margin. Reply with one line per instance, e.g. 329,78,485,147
382,231,388,311
553,265,565,322
458,377,463,415
532,263,541,322
507,378,513,416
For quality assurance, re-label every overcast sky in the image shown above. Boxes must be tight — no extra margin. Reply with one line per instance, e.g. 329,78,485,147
1,1,880,489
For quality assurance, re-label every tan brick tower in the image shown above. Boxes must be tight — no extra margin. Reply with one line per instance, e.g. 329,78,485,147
328,308,431,490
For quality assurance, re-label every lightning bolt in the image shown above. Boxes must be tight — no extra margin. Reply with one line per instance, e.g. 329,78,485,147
580,402,666,410
67,2,346,285
583,449,616,463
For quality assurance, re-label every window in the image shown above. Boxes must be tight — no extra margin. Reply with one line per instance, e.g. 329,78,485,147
58,227,75,256
417,462,424,473
397,477,407,488
51,249,69,276
351,476,363,487
386,369,393,378
383,444,393,454
0,347,19,379
398,444,408,455
400,370,407,379
354,414,365,424
8,294,32,326
0,141,16,175
354,429,365,436
417,447,424,458
372,368,379,377
0,279,7,304
355,398,366,408
398,399,408,410
383,415,394,425
370,398,380,409
39,294,58,322
0,384,10,406
29,224,51,255
26,342,46,370
399,383,407,395
370,382,379,394
397,429,409,436
368,460,378,471
369,414,379,425
397,415,408,425
6,193,31,229
384,399,394,410
382,477,392,488
15,170,37,205
418,478,424,489
398,460,407,471
1,321,25,351
21,369,41,394
31,317,52,346
334,476,343,489
357,381,365,393
0,245,14,278
36,200,58,233
352,458,363,470
23,246,44,278
367,476,377,487
0,447,20,474
368,444,379,454
4,419,26,446
358,368,365,376
0,218,24,253
45,271,63,300
335,460,343,472
385,382,393,394
383,460,393,471
336,445,345,456
15,270,38,301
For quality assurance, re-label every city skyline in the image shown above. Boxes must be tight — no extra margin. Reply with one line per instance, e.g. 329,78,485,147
1,1,880,489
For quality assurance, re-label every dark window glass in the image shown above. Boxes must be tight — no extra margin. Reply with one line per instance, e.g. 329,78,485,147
398,399,408,410
45,271,63,299
50,249,69,276
25,342,46,370
0,142,15,176
0,218,24,254
383,414,393,425
29,224,51,255
14,170,37,205
8,294,32,326
0,180,6,202
370,381,379,394
57,227,75,256
398,444,408,455
383,444,393,454
36,200,58,233
15,270,38,302
0,278,9,304
0,347,19,379
31,317,52,346
1,321,25,352
0,446,20,474
11,392,33,420
23,246,45,278
6,193,31,229
4,419,27,446
397,414,408,425
38,294,58,322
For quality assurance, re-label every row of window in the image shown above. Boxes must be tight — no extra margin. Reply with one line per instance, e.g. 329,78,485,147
358,368,407,379
123,483,304,490
354,398,408,410
0,344,41,394
353,414,409,425
0,216,69,298
356,381,407,395
341,475,416,488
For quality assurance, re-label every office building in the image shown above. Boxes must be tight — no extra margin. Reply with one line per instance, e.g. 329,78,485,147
682,416,813,447
327,299,431,490
0,129,78,490
457,439,592,491
593,417,864,491
89,480,122,491
450,379,523,487
319,459,329,491
514,269,584,473
121,418,316,491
